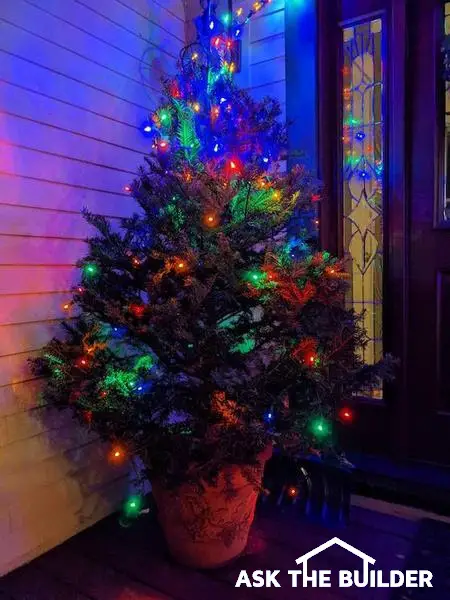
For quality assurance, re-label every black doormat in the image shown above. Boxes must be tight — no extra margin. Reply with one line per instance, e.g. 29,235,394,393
390,518,450,599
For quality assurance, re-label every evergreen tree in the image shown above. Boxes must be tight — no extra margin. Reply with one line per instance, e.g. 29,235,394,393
31,0,393,488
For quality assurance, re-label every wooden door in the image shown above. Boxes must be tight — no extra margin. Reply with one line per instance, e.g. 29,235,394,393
407,0,450,465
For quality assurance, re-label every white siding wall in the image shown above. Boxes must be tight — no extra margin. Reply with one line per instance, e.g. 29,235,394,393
235,0,286,118
0,0,185,575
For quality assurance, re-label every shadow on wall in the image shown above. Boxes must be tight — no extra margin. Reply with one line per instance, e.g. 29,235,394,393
0,377,132,576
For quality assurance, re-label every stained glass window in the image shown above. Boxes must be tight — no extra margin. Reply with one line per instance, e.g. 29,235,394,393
342,19,384,395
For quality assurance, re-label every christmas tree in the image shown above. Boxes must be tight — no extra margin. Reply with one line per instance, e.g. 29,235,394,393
31,0,392,492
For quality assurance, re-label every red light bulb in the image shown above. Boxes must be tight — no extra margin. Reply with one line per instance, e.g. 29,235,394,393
157,140,169,153
130,304,145,318
75,356,89,369
338,407,354,424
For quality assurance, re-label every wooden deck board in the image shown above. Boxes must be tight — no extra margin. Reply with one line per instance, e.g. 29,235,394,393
0,506,417,600
0,563,92,600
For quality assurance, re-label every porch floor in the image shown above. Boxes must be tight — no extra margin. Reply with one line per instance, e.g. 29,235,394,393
0,503,431,600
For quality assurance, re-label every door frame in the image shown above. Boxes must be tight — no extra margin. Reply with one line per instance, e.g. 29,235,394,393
316,0,409,459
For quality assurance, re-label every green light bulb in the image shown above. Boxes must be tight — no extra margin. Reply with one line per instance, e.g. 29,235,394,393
123,495,143,519
83,262,99,278
310,417,331,440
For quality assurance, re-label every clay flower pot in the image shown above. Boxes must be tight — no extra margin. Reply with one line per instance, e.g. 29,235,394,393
152,444,272,569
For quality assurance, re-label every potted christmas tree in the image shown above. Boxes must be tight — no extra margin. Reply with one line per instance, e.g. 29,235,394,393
31,0,392,569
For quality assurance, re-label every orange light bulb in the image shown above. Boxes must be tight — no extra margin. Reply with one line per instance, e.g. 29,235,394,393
109,445,126,464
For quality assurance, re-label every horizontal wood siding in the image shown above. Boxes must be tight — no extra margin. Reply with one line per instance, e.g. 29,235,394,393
0,0,185,575
235,0,286,115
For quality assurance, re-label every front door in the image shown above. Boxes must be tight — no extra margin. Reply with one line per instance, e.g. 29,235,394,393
407,0,450,464
318,0,450,465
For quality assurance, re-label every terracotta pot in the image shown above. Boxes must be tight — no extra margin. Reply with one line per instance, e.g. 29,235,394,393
152,444,272,569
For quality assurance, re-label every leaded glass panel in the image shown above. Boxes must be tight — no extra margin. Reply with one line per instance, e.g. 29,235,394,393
342,19,384,396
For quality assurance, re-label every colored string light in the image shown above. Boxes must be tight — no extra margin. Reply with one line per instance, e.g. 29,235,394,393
129,304,145,318
123,495,143,519
338,407,354,424
109,445,126,464
203,212,219,228
287,486,299,498
75,356,90,369
310,417,331,440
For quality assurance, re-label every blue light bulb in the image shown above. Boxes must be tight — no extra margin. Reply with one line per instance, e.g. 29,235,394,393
220,97,227,104
141,120,156,138
214,143,219,152
264,410,274,423
209,20,215,30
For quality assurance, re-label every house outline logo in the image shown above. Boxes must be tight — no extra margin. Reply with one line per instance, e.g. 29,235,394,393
295,537,376,581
